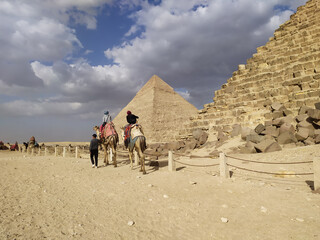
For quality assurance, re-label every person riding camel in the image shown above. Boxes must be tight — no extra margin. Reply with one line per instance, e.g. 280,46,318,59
124,111,139,148
100,110,112,138
126,111,139,124
103,110,112,124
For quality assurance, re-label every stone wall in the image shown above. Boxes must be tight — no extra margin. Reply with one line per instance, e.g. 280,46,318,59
179,0,320,140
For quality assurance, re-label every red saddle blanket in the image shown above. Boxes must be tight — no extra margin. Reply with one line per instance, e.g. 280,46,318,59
100,122,117,139
124,124,132,141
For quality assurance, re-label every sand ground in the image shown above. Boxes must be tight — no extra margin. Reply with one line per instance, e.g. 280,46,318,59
0,145,319,240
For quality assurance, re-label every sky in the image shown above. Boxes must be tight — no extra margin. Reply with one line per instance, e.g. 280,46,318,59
0,0,308,142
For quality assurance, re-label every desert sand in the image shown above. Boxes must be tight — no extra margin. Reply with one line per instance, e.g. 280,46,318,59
0,144,319,240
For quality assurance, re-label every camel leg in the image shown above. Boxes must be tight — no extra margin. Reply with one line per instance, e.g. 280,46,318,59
137,140,146,174
104,145,109,166
112,140,117,168
129,150,134,170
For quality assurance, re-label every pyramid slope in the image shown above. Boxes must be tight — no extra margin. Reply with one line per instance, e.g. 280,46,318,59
113,75,198,143
180,0,320,138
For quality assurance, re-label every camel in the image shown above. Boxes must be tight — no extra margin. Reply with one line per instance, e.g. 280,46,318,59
9,142,19,151
28,136,39,149
93,123,118,167
122,124,147,174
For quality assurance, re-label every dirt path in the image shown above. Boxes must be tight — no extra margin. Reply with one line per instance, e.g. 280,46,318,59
0,149,319,240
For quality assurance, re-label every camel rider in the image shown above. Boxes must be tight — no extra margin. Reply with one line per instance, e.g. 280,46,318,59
124,111,139,148
126,111,139,124
100,111,112,137
103,110,112,124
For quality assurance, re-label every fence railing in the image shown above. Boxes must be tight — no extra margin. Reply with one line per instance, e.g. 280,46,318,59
17,145,319,191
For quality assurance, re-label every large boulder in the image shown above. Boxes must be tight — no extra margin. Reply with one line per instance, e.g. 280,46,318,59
246,133,265,144
262,126,279,137
280,115,294,125
304,137,315,145
217,130,228,142
295,114,308,122
299,105,312,115
231,124,242,137
192,129,203,140
272,111,284,120
295,128,309,141
279,123,295,134
297,120,313,129
277,131,298,144
254,124,265,134
271,102,285,112
198,132,208,145
307,109,320,120
241,127,253,141
186,140,197,150
255,139,281,153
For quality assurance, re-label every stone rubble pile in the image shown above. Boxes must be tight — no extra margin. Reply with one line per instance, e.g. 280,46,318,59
234,102,320,153
145,130,209,157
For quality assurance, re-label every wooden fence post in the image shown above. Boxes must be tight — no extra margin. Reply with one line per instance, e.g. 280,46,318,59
134,151,139,166
63,147,66,158
168,151,176,172
314,159,320,192
219,153,230,178
75,146,78,158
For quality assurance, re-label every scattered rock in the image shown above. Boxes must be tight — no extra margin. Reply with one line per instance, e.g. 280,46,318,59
271,102,284,111
163,195,169,198
255,139,281,153
307,109,320,120
260,206,267,213
127,220,135,226
255,124,265,134
221,217,229,223
277,131,298,144
295,218,304,222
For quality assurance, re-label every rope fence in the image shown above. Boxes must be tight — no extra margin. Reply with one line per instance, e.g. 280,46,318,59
168,151,318,190
226,155,313,165
173,159,219,168
226,163,314,176
17,145,319,190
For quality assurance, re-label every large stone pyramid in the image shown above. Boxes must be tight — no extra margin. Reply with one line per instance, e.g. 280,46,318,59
179,0,320,138
113,75,198,143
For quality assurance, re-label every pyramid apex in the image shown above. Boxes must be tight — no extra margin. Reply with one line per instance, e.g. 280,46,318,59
138,74,174,94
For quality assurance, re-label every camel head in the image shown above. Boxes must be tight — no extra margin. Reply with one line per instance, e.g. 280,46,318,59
93,126,100,134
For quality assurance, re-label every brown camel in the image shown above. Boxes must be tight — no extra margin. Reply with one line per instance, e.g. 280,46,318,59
93,124,118,167
122,124,147,174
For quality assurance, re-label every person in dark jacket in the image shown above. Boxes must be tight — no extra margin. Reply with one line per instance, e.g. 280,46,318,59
89,134,99,168
126,110,139,124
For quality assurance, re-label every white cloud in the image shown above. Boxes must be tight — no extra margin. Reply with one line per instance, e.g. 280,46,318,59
0,0,310,141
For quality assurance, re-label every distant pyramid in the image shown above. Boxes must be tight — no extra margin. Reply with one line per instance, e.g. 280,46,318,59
113,75,198,143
